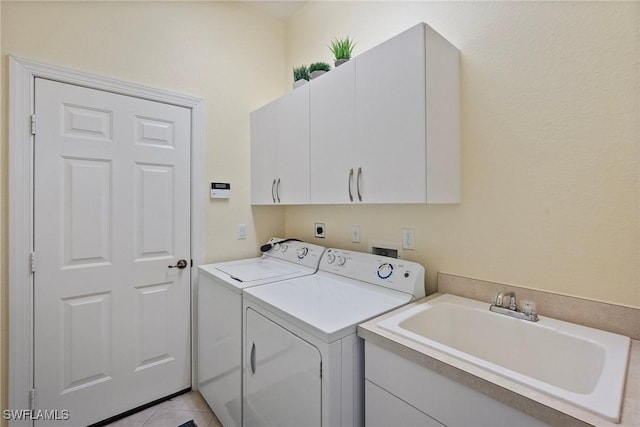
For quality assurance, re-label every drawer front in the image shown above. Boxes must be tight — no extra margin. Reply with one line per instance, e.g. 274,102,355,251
365,380,443,426
365,342,549,427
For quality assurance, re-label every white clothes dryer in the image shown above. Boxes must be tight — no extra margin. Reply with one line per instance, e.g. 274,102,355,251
242,248,425,427
198,238,325,427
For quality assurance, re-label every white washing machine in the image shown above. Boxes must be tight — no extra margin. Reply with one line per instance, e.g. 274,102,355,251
242,248,426,427
198,238,325,427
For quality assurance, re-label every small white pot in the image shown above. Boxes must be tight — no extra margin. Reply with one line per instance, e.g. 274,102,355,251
293,79,308,89
309,70,327,80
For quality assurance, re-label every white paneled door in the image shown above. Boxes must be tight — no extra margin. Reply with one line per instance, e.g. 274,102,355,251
33,78,191,426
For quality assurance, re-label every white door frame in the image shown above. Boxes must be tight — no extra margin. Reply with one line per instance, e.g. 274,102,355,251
8,55,205,424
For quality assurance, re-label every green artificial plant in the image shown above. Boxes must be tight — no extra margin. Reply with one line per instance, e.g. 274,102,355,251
309,62,331,72
293,65,310,81
329,37,356,61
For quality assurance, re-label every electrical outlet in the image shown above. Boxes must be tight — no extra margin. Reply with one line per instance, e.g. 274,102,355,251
352,225,361,243
402,228,415,250
315,223,325,238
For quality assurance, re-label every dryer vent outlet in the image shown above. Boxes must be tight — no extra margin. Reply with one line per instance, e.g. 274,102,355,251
315,223,325,238
368,240,403,259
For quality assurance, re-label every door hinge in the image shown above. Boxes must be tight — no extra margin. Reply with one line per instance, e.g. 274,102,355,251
30,114,36,135
29,389,36,410
191,259,193,268
30,251,36,274
320,361,323,378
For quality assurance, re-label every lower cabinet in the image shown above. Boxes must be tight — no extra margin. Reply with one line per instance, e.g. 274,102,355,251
365,380,443,426
364,342,550,427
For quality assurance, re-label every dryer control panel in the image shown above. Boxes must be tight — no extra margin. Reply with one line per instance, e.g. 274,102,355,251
320,249,425,299
263,238,326,270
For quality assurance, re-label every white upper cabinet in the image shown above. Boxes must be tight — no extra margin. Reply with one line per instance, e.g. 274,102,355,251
251,85,310,205
252,22,460,205
355,23,460,204
355,24,428,204
356,27,426,203
251,100,279,205
309,60,357,204
423,24,461,203
277,85,310,204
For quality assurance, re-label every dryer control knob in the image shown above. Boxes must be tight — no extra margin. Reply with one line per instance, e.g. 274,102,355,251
296,247,308,259
337,256,347,266
272,242,281,251
280,244,288,252
326,254,336,264
377,263,394,280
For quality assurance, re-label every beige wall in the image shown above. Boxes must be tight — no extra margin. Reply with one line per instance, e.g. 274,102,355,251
0,0,287,418
284,1,640,307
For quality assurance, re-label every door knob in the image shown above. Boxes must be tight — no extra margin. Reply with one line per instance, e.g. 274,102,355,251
168,259,188,269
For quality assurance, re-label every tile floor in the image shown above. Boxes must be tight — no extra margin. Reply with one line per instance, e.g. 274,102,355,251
105,391,222,427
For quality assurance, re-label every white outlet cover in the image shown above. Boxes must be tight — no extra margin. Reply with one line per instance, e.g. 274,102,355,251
315,222,325,238
402,228,415,250
352,225,361,243
237,224,247,240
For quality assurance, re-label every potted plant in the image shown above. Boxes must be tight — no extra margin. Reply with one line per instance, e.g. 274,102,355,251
293,65,310,88
329,37,355,67
309,62,331,79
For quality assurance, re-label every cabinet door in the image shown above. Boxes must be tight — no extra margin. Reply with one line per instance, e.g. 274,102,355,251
244,309,321,427
356,24,427,203
310,60,357,204
251,101,279,204
365,380,443,427
276,85,310,204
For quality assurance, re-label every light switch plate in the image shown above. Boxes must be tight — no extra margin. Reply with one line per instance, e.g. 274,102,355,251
237,224,247,240
352,225,361,243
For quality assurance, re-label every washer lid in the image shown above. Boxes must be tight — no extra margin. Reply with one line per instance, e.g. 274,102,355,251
216,260,307,283
199,258,315,291
244,272,414,342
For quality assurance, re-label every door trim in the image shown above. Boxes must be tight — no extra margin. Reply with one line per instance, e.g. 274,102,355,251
9,56,205,424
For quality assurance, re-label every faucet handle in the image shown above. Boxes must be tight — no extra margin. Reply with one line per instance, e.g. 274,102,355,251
521,299,537,315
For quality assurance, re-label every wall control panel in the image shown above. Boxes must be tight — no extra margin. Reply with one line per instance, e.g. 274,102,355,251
211,182,231,199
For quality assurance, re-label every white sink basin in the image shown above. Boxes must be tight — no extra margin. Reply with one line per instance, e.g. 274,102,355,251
377,294,630,422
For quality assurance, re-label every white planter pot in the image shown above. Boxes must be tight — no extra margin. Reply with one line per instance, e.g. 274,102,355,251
293,79,308,89
309,70,327,80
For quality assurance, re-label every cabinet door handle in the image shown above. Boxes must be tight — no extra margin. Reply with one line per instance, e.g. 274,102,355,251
271,179,276,203
348,168,354,202
250,342,256,375
276,178,281,203
357,167,363,202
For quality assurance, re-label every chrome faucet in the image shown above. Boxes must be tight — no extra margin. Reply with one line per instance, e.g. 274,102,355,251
495,291,516,310
490,290,538,322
